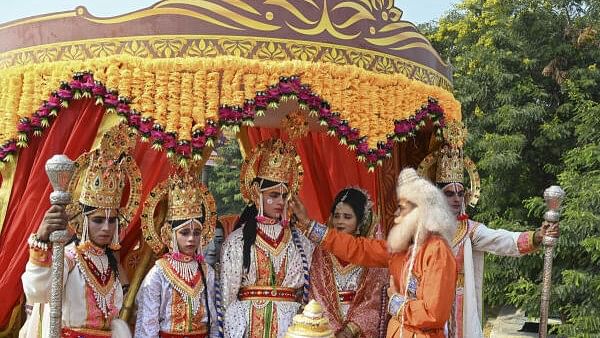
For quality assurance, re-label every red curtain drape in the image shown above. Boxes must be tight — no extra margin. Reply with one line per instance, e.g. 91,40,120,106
0,100,174,327
246,128,377,224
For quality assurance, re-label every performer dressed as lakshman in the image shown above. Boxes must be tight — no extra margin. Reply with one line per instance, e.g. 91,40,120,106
417,121,559,338
135,170,219,337
309,187,388,338
20,124,141,338
220,139,313,338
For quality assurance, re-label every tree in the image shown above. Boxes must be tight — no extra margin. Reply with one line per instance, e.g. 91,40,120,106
205,137,245,216
422,0,600,333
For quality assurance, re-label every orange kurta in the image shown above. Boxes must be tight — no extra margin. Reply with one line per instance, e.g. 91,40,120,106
321,230,457,338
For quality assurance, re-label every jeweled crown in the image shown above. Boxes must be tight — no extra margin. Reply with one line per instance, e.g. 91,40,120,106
78,154,126,209
166,172,203,222
435,120,467,184
256,139,300,184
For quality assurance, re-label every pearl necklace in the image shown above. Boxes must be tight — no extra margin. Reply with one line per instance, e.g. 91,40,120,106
167,256,199,284
258,222,282,241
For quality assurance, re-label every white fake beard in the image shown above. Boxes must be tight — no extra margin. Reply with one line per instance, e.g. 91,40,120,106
387,207,420,253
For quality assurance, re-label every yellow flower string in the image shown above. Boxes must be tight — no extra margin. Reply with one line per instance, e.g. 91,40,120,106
0,55,461,147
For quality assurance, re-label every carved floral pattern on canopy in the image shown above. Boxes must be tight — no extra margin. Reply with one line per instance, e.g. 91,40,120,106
0,0,451,88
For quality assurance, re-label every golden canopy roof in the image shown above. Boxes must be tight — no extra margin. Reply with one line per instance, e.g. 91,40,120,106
0,0,460,165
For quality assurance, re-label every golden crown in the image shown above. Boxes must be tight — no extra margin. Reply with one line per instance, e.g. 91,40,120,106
141,169,217,254
435,146,464,184
67,123,142,235
240,139,303,202
166,172,203,222
417,120,481,206
78,154,126,209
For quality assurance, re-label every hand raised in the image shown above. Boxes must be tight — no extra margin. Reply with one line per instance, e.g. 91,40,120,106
36,205,68,242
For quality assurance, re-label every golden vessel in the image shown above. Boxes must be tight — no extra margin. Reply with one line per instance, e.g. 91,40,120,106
285,300,334,338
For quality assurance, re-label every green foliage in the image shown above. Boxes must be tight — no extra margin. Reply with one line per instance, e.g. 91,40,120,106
205,138,245,216
423,0,600,333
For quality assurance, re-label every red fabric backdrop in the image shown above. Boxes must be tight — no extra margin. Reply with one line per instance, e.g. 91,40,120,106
0,109,380,327
0,100,174,327
246,128,378,224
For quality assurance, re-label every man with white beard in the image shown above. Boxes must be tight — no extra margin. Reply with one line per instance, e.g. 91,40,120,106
290,168,457,338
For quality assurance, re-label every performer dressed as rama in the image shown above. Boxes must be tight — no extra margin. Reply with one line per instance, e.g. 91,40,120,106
220,138,314,338
21,124,142,338
418,121,560,338
136,169,219,337
291,168,457,338
309,187,388,338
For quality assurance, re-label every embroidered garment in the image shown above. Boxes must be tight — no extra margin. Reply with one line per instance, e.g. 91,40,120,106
220,222,314,338
20,243,123,337
134,256,218,337
448,219,538,338
309,248,388,337
319,227,456,338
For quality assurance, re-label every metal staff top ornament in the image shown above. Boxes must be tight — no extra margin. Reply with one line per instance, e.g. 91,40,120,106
45,154,76,205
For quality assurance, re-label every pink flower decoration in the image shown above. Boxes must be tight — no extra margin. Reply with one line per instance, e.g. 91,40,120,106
278,80,292,95
176,143,191,156
319,106,332,119
289,76,301,91
128,114,141,128
366,152,378,162
5,142,17,152
150,129,164,141
117,102,130,114
307,95,322,109
254,93,268,108
47,96,60,108
204,123,218,137
357,142,369,154
69,79,82,90
92,82,106,96
139,119,153,134
37,106,50,118
192,135,206,148
104,93,118,107
163,133,177,148
17,119,31,133
57,89,72,100
266,86,281,101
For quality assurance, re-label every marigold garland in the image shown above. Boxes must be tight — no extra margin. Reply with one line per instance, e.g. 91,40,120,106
0,72,448,170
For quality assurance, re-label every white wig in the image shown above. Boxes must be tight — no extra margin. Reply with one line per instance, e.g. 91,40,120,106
394,167,455,246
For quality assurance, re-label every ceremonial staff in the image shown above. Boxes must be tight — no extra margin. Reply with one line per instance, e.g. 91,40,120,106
45,154,75,337
539,185,565,338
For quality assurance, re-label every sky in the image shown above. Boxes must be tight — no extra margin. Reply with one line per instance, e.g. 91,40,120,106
0,0,458,25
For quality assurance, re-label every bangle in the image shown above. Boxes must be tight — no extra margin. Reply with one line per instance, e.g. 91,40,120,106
307,221,329,244
387,294,406,317
28,233,50,251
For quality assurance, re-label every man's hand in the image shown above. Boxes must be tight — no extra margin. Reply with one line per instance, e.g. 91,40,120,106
289,195,310,229
36,205,68,242
387,275,399,298
534,221,560,245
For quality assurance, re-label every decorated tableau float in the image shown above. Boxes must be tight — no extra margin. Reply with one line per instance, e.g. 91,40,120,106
0,0,465,336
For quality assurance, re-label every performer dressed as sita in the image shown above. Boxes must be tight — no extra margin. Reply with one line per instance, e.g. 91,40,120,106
308,187,388,338
220,138,314,338
21,124,142,337
136,169,218,337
